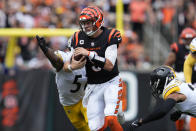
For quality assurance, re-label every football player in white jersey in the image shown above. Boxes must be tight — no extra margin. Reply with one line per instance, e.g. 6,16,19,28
183,37,196,131
129,65,196,129
36,35,90,131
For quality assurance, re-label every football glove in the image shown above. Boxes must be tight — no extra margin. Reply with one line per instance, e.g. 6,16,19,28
36,35,48,53
129,118,142,129
170,110,182,121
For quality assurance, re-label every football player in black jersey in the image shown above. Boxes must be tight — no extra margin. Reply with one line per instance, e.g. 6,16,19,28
164,27,196,131
70,6,123,131
165,27,196,80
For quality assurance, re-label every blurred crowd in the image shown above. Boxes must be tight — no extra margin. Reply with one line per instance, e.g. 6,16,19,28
0,0,196,73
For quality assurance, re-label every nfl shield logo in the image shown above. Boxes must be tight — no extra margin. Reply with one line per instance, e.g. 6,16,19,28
91,42,94,46
80,40,84,45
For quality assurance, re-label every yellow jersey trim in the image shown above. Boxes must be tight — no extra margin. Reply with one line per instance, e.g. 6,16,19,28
163,86,180,99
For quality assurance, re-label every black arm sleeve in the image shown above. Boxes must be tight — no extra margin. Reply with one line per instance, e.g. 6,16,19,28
44,48,64,72
142,98,177,124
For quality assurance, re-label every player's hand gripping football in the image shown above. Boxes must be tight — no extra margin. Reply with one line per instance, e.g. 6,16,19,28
36,35,48,53
74,47,89,56
70,55,86,70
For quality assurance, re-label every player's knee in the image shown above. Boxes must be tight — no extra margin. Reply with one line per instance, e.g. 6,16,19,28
77,124,90,131
72,121,88,130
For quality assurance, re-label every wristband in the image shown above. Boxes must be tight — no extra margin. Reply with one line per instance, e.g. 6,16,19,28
88,51,106,68
88,51,95,60
67,64,72,71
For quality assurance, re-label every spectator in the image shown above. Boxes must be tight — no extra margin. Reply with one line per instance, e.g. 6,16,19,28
129,0,155,42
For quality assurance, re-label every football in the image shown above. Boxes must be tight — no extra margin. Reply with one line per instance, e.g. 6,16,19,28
74,54,83,61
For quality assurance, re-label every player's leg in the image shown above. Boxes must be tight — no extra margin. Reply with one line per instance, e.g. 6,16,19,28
86,84,105,131
117,110,125,125
117,81,127,124
78,101,90,131
175,114,190,131
190,117,196,131
63,99,90,131
99,76,123,131
175,119,184,131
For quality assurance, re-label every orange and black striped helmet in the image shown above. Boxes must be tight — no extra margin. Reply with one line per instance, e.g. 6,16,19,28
79,6,104,36
180,27,196,39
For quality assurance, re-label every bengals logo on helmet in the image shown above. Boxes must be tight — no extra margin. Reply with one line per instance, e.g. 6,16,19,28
79,6,104,36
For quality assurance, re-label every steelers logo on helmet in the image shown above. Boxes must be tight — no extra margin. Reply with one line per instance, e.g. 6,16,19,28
79,6,104,36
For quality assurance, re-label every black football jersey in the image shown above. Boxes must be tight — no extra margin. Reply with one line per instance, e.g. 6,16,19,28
170,42,189,72
71,27,122,84
170,42,196,83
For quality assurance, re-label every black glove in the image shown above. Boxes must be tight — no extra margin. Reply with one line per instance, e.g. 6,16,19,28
36,35,48,53
170,110,182,121
129,119,142,130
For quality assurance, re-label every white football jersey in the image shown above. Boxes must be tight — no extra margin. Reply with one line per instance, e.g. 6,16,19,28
162,78,196,116
54,50,87,106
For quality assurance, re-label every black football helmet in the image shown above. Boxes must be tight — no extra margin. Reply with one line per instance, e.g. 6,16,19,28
150,66,176,98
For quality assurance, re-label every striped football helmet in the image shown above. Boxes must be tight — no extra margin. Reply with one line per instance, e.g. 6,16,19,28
79,6,104,36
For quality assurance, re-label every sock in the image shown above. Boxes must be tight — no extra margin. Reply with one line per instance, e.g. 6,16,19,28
98,116,123,131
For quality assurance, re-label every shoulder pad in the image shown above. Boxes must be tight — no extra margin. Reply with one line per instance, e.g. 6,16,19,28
108,29,122,44
162,79,181,99
72,31,81,47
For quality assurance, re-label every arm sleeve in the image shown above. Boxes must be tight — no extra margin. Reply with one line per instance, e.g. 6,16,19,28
142,98,176,124
184,54,195,83
105,44,117,66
